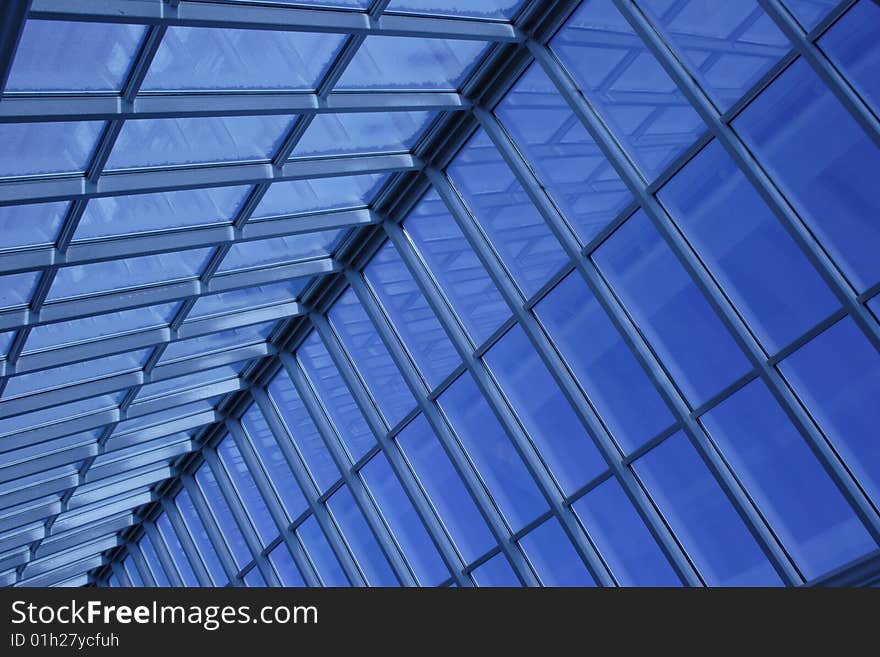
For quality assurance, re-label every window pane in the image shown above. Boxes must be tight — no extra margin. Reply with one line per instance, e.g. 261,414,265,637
217,230,344,273
438,373,547,532
471,553,520,586
0,121,103,178
188,280,306,320
484,324,606,494
176,489,226,585
386,0,523,19
551,0,706,180
244,567,267,587
5,350,149,399
196,464,252,568
396,415,495,564
0,271,40,310
156,515,200,587
518,518,596,586
495,63,632,245
293,112,434,157
778,318,880,509
819,0,880,114
139,535,171,586
780,0,838,30
0,202,68,250
360,452,449,586
633,432,782,586
573,477,681,586
404,191,510,345
124,556,145,588
253,174,386,219
448,130,569,298
296,516,350,586
159,321,276,364
733,58,880,292
217,437,278,547
535,272,673,453
595,210,751,407
269,543,305,587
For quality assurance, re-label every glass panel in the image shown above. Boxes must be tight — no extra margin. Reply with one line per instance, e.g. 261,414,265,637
253,174,386,219
701,378,875,580
156,514,200,587
48,248,212,301
364,241,460,389
495,63,633,245
7,20,145,92
142,27,345,91
176,488,227,585
327,486,399,586
0,121,104,178
594,210,751,407
0,396,117,436
471,553,520,586
733,58,880,292
819,0,880,114
159,321,276,363
328,288,416,428
336,36,487,90
196,463,252,568
297,331,376,462
0,331,15,359
438,373,547,532
267,369,341,493
633,432,782,586
386,0,523,18
244,567,267,587
573,477,681,586
0,202,68,250
659,140,838,352
134,364,243,403
484,324,606,495
448,129,569,297
780,0,838,30
519,517,596,586
637,0,789,111
535,271,673,453
188,280,306,320
268,543,305,587
106,116,295,170
296,515,350,586
778,318,880,508
123,556,145,588
404,190,510,345
241,404,310,520
551,0,707,180
76,186,250,241
396,415,495,564
217,230,343,273
217,437,278,546
293,111,434,157
359,452,449,585
0,271,39,310
139,535,172,586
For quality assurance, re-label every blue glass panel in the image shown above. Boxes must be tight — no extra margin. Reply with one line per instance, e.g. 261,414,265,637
337,36,487,90
484,324,606,495
595,210,750,407
0,121,104,178
217,230,343,273
268,543,305,587
267,0,369,6
778,318,880,508
519,518,596,586
24,303,178,353
659,140,838,352
134,364,243,402
0,430,98,466
637,0,789,111
267,369,340,493
294,111,434,157
360,452,449,585
535,272,673,453
0,332,15,359
48,248,212,300
0,271,39,310
176,489,227,585
396,414,495,563
387,0,523,18
448,129,569,297
496,63,632,245
404,191,510,345
156,514,200,587
364,241,460,389
7,20,145,92
0,202,66,251
819,0,880,116
701,378,875,580
573,477,681,586
327,486,399,586
634,432,782,586
196,463,252,568
438,373,547,532
76,186,250,241
142,27,345,91
92,431,189,469
253,174,386,219
551,0,707,180
217,437,278,546
159,321,276,363
244,567,267,587
241,404,309,520
139,535,171,586
112,400,217,436
471,553,521,586
297,331,376,461
0,395,121,436
296,515,350,586
123,557,145,587
780,0,838,30
328,288,416,428
188,280,305,320
108,575,120,588
733,58,880,292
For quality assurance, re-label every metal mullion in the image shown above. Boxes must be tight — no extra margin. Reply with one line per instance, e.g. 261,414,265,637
143,520,184,587
110,560,133,587
127,542,158,588
180,474,239,585
160,497,211,587
528,38,804,585
250,386,365,587
309,286,538,586
0,1,30,93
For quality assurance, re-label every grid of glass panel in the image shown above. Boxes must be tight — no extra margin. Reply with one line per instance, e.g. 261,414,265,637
1,0,878,588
